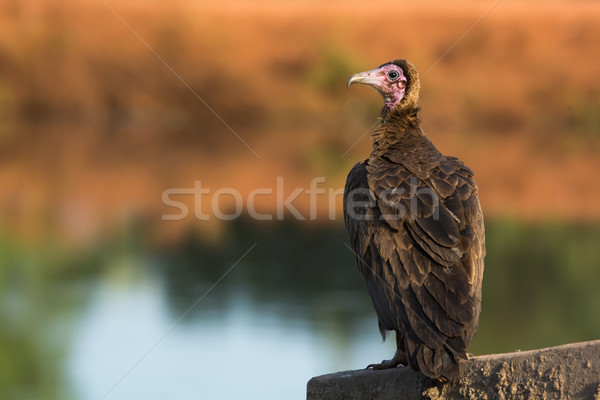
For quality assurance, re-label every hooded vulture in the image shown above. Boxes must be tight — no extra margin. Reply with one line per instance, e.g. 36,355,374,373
344,59,485,380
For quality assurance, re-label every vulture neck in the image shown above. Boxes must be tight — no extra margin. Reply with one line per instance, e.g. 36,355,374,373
372,66,423,153
371,104,423,152
370,104,444,176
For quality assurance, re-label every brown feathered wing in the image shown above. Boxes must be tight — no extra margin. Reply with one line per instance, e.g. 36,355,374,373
343,155,485,380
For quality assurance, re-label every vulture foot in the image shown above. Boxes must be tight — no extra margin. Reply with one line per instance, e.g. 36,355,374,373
366,350,408,370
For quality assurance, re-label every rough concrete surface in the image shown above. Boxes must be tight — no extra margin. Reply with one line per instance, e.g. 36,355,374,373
307,340,600,400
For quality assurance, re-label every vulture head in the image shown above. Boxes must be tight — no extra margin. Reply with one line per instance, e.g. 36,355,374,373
347,59,420,115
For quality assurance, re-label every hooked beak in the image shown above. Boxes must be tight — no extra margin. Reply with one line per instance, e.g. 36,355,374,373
347,68,383,89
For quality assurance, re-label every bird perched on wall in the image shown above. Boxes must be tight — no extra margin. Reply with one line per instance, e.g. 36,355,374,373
344,60,485,380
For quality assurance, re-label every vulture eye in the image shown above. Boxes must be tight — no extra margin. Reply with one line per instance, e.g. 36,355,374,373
387,71,399,80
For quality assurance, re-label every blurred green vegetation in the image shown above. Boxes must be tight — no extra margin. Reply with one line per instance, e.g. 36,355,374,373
568,94,600,141
0,224,144,400
472,219,600,354
2,219,600,397
305,43,361,94
0,232,76,400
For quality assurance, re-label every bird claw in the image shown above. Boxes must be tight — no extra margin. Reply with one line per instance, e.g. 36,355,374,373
366,359,402,370
366,349,408,370
365,361,386,370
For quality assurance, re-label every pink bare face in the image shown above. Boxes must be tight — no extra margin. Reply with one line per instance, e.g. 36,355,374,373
347,63,407,110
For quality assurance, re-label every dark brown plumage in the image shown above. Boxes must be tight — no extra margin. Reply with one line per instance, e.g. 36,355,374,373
344,60,485,380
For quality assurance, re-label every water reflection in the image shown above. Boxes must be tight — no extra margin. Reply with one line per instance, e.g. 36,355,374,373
65,221,394,400
1,220,600,399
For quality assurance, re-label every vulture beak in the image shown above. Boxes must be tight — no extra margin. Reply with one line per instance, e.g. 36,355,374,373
347,68,384,89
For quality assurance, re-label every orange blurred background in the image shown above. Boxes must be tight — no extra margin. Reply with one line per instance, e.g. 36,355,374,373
1,2,600,399
1,0,599,248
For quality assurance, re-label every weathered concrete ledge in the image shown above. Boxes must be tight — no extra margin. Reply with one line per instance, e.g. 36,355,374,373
307,340,600,400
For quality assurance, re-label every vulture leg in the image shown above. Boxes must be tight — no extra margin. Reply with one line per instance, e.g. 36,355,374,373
367,333,408,370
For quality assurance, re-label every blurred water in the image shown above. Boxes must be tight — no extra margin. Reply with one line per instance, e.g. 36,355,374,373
66,261,392,400
1,220,600,399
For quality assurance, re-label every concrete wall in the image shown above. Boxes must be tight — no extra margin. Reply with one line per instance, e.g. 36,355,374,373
307,340,600,400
